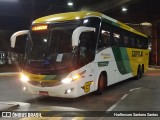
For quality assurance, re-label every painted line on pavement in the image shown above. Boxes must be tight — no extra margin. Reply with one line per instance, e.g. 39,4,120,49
106,93,128,111
129,87,142,92
120,94,128,100
106,87,142,112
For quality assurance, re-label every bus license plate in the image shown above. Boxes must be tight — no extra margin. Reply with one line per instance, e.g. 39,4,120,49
39,91,49,96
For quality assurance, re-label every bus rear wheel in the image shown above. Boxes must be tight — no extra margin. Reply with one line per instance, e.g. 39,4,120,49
96,73,107,95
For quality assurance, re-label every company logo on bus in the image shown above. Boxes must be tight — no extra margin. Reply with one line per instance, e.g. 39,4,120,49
132,51,143,57
101,53,111,59
81,81,93,93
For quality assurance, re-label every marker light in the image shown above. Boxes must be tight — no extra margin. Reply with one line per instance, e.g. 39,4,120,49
66,89,72,94
65,88,74,94
20,73,29,82
32,25,48,31
72,74,80,80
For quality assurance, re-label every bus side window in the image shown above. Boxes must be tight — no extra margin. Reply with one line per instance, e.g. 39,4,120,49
102,30,111,46
140,36,148,49
122,35,129,47
98,22,111,49
130,37,135,48
79,31,96,65
99,30,111,48
79,32,89,59
113,32,121,46
135,37,143,49
143,38,149,49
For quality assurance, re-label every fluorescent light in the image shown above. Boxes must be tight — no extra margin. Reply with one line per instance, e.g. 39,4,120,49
43,39,47,43
68,2,73,6
122,7,127,12
140,22,152,26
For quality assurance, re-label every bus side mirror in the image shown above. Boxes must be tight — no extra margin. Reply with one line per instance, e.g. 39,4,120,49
10,30,29,65
10,30,29,48
72,26,95,47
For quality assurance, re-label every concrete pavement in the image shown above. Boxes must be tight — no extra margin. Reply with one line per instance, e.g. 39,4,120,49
0,66,160,119
0,102,20,111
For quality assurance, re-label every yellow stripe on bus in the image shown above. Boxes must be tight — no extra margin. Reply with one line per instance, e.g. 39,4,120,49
33,11,101,24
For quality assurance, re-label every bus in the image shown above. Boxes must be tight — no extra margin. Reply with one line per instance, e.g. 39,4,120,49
11,11,149,98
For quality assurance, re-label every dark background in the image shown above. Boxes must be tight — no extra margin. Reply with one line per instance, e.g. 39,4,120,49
0,0,160,66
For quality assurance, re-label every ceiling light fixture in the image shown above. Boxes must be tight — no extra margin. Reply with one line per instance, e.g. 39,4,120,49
122,7,127,12
68,2,73,6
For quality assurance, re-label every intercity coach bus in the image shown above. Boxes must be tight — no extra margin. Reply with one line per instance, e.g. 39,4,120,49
11,11,149,98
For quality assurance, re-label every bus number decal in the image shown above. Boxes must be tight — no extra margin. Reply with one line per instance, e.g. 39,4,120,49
81,81,93,93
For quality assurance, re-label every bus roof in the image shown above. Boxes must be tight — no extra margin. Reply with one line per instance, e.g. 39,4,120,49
33,11,147,38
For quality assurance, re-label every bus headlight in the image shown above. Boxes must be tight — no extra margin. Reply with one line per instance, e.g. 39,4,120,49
61,78,72,84
20,73,29,82
61,74,80,84
61,71,86,84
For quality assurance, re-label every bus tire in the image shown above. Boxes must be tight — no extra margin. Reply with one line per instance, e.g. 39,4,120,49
96,73,107,95
135,66,142,80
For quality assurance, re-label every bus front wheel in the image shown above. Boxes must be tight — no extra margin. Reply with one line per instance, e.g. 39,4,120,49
96,73,107,95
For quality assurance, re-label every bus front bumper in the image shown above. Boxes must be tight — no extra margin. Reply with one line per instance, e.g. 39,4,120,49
21,81,79,98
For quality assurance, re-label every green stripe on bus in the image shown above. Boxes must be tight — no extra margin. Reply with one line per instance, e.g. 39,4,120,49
119,48,132,73
102,18,119,27
112,47,131,75
44,75,56,80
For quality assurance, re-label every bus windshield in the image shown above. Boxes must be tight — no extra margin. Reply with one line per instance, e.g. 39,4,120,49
26,20,81,72
29,29,48,60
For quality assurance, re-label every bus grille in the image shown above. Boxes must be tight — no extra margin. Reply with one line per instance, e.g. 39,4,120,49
28,81,61,87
